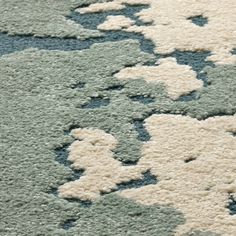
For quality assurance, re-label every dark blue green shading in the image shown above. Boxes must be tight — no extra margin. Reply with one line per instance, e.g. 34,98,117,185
61,219,77,230
130,95,155,104
115,170,157,191
187,15,208,27
133,119,151,141
228,194,236,215
81,97,110,109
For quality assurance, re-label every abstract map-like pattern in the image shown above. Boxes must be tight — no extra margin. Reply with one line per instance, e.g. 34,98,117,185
0,1,236,236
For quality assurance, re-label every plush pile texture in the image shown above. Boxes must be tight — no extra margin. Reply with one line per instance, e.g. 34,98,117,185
0,1,236,235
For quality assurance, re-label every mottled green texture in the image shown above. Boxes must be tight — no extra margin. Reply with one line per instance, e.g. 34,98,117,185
169,65,236,119
58,194,185,236
191,65,236,118
75,79,169,162
0,0,105,38
0,40,183,235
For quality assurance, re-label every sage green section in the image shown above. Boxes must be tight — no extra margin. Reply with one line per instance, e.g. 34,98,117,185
0,0,105,38
157,65,236,119
0,40,184,235
58,194,185,236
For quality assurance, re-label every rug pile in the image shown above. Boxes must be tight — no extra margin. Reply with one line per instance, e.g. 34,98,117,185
1,1,236,235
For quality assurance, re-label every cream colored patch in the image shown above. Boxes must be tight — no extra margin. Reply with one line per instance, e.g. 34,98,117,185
98,15,134,31
57,116,236,234
131,0,236,64
77,2,125,13
119,114,236,236
79,0,236,64
146,0,236,64
77,0,150,13
115,58,202,100
58,128,146,200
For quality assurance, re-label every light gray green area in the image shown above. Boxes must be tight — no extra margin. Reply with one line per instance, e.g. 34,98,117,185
60,194,185,236
0,0,109,38
0,40,185,235
168,65,236,119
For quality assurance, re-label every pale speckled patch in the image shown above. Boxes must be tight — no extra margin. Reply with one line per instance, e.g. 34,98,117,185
77,2,125,13
120,114,236,236
80,0,236,64
98,15,135,31
115,57,202,100
58,128,146,200
77,0,150,14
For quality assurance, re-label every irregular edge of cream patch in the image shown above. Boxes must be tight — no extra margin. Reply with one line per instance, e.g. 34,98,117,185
115,57,203,100
119,114,236,235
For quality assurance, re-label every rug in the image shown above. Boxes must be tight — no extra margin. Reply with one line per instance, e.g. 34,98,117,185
1,1,236,235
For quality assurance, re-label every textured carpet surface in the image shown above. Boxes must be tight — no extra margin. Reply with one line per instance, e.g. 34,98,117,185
0,1,236,236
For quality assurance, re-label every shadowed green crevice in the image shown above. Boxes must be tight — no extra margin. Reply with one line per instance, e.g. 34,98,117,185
133,119,151,141
187,15,208,27
228,194,236,215
105,84,125,91
230,132,236,137
177,91,199,102
55,144,71,167
98,170,157,196
129,95,155,104
61,219,77,230
55,142,85,181
66,198,93,207
55,194,185,235
0,23,156,56
184,156,197,163
81,96,110,108
114,170,157,191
